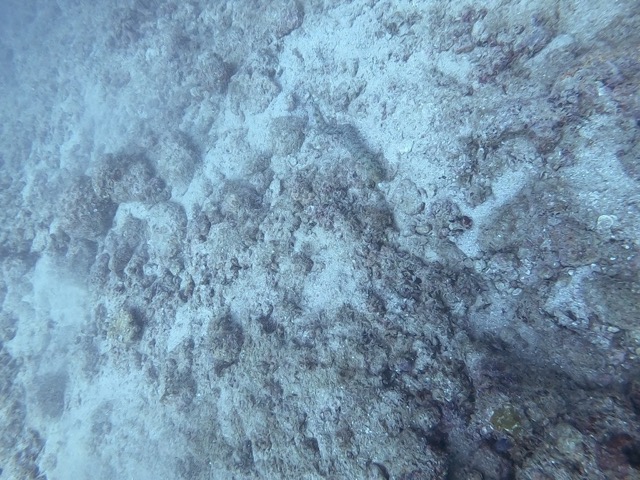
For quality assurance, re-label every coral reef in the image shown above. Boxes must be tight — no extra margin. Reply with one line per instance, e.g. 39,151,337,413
1,0,639,478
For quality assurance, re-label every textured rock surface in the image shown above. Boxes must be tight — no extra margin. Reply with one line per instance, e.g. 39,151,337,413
0,0,639,479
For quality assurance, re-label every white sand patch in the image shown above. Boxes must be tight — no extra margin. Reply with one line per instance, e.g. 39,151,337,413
457,168,531,258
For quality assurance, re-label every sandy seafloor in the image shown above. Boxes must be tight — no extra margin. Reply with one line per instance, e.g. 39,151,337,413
1,0,640,478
